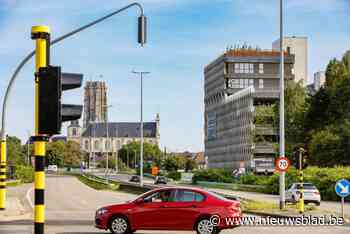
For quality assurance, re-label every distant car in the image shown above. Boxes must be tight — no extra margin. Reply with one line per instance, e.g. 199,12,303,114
129,175,140,183
47,165,58,173
154,176,167,184
286,183,321,206
95,187,242,234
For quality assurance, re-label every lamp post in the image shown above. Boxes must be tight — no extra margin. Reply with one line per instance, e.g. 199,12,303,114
103,104,112,182
0,2,147,210
131,70,150,187
279,0,286,210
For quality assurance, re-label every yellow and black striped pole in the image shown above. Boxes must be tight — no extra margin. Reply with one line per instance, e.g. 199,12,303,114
0,139,6,210
31,25,50,234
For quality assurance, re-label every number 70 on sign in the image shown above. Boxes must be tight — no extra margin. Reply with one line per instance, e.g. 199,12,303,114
275,157,291,172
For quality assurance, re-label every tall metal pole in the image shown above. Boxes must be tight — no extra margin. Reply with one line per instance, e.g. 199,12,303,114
115,127,119,173
132,71,150,187
104,104,112,182
31,25,50,234
279,0,286,210
140,72,143,187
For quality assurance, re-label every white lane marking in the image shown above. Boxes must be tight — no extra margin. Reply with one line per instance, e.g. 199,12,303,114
26,187,34,209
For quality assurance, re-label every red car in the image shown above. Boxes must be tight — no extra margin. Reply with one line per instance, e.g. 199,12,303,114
95,187,242,234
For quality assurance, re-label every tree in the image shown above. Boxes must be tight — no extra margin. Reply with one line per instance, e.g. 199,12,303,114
185,158,198,172
46,140,84,167
308,129,340,167
118,141,162,168
274,80,307,156
162,154,187,172
7,136,26,166
64,141,84,167
305,51,350,166
46,141,65,167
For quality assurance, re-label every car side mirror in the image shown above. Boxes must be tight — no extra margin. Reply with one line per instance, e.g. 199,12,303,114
135,198,144,204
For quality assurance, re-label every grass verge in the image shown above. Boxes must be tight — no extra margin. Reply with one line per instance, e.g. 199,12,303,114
77,175,120,191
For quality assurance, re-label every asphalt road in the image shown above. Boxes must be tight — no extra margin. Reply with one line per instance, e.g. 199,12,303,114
0,175,349,234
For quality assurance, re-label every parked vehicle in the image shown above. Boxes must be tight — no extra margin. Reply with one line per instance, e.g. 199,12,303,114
285,182,321,206
154,176,167,184
129,175,140,183
47,165,58,173
95,187,242,234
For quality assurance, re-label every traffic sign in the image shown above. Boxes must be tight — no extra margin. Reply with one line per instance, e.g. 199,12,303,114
275,157,290,172
335,179,350,198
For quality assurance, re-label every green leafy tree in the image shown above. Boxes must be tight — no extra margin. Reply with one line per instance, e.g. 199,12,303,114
64,141,84,167
7,136,26,166
46,141,65,167
274,80,307,156
185,158,198,172
308,129,340,167
118,141,162,168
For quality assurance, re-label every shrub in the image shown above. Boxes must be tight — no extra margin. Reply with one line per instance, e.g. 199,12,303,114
14,165,34,183
192,169,235,184
167,171,181,181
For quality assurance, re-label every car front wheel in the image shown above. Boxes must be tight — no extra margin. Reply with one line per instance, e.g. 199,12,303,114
109,216,131,234
196,217,219,234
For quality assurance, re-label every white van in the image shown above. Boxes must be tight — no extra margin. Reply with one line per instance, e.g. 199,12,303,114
47,165,58,173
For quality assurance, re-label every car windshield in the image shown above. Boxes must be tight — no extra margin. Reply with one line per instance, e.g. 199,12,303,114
207,191,230,201
295,184,317,190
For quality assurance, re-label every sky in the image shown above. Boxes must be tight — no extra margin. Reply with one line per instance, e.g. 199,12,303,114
0,0,349,152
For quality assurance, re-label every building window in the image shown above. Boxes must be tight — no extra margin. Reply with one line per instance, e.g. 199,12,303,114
72,128,77,136
249,79,254,86
94,140,100,151
234,63,239,73
239,79,244,88
105,140,110,151
228,79,240,89
249,64,254,73
259,79,264,89
234,63,254,74
85,140,89,150
259,64,264,74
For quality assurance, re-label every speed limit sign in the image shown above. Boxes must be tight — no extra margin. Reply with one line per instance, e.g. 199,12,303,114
275,157,290,172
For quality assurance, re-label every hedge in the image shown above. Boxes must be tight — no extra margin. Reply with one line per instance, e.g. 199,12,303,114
193,167,350,201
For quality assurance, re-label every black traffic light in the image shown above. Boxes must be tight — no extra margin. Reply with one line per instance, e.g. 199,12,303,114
138,15,147,45
38,66,83,135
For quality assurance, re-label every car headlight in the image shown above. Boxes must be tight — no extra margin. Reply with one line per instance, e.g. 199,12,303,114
96,208,108,216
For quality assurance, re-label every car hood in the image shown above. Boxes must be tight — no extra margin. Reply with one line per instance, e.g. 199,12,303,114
99,202,134,211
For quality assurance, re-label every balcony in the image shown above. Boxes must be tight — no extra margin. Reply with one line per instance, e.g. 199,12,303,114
253,143,276,154
255,125,277,135
254,90,279,99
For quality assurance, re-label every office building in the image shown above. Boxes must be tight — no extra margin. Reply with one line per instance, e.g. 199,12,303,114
204,47,294,171
273,36,307,85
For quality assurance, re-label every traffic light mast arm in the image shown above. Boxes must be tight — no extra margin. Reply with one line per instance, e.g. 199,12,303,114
0,2,145,141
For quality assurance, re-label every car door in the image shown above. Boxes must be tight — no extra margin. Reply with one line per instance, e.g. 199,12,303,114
131,189,176,230
163,189,204,230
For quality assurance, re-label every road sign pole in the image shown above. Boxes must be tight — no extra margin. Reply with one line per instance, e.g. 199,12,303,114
31,25,50,234
341,197,344,219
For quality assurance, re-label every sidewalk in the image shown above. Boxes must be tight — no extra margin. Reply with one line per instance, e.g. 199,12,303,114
0,183,32,221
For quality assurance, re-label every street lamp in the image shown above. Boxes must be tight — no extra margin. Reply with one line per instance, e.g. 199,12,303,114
279,0,286,210
0,2,147,210
131,70,150,187
103,104,113,182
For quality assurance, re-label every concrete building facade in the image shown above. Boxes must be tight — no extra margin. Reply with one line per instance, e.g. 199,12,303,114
204,48,294,171
313,71,326,91
83,81,107,128
273,36,307,85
